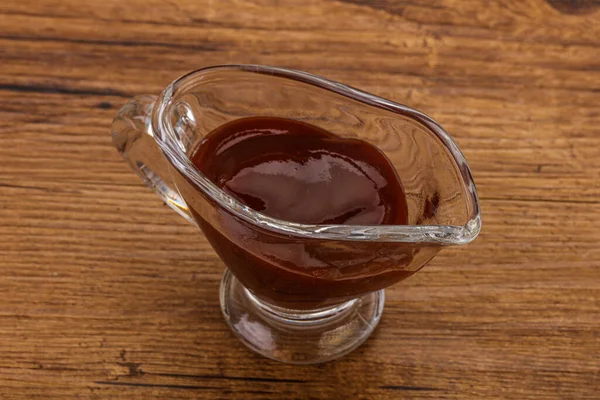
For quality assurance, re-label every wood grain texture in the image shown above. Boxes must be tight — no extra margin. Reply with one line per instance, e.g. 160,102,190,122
1,0,599,398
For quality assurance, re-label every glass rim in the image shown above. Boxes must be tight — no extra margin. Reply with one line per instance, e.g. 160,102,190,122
152,64,481,245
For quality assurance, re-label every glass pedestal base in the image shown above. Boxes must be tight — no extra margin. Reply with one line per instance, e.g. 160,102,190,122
219,269,384,364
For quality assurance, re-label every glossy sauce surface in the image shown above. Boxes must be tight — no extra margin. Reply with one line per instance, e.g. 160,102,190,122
192,117,408,226
190,117,419,307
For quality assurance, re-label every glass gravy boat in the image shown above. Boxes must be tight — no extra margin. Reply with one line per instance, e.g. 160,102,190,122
112,65,481,364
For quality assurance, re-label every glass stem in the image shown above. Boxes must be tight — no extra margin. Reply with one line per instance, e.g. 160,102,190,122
243,288,359,326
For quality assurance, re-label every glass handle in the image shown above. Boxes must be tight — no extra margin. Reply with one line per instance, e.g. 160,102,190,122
111,95,197,226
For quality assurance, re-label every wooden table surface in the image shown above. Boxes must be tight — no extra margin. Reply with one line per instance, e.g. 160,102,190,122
2,0,599,398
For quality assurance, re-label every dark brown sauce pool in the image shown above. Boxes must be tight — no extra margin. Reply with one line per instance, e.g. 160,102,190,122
189,117,425,307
